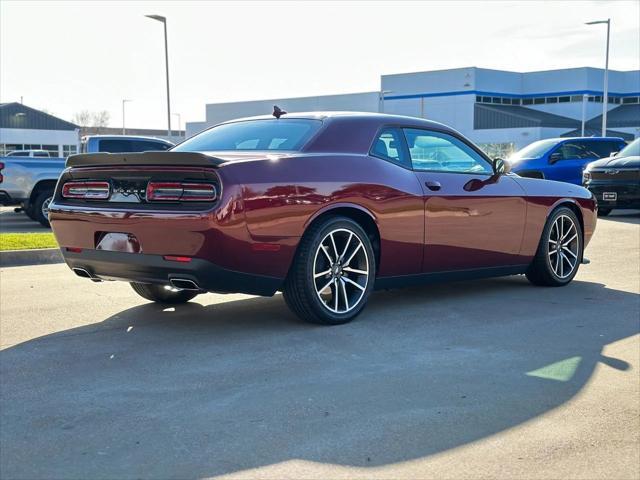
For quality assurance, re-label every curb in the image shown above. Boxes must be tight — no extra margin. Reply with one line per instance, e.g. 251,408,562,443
0,248,64,268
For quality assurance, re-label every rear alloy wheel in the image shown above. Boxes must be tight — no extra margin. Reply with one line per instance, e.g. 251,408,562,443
130,282,199,304
283,216,375,325
526,207,582,287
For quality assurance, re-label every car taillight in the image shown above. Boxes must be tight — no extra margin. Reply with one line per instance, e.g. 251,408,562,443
0,162,4,183
146,182,217,202
62,181,111,199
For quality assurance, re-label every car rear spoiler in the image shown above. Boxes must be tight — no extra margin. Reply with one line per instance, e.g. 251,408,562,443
65,151,227,168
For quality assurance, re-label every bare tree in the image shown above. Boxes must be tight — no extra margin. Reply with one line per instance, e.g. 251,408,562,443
91,111,110,132
72,110,110,133
72,110,92,127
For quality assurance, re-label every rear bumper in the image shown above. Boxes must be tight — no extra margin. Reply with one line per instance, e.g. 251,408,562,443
62,249,283,297
587,182,640,210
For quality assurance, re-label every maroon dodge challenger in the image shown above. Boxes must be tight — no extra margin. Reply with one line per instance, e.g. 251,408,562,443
49,111,597,325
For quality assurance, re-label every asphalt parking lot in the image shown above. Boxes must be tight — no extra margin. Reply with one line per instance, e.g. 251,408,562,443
1,212,638,479
0,207,49,233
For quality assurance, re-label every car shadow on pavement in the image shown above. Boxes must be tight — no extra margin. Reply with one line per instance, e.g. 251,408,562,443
1,277,638,479
600,210,640,224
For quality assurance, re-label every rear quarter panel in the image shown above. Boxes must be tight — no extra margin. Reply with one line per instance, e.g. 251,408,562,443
219,154,425,277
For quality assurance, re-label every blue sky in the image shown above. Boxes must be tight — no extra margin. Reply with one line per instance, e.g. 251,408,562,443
1,0,638,130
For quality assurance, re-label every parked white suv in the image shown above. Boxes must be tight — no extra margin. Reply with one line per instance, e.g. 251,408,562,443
6,149,52,158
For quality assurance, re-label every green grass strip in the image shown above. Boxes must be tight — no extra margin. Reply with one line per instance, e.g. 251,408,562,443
0,232,58,251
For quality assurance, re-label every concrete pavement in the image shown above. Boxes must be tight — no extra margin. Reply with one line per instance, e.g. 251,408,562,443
0,212,638,479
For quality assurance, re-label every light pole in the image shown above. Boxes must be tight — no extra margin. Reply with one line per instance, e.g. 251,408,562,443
122,99,132,135
379,90,393,113
172,112,181,136
586,19,610,137
581,94,588,137
146,14,171,136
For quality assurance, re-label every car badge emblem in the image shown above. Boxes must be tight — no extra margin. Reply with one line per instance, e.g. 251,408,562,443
604,169,619,175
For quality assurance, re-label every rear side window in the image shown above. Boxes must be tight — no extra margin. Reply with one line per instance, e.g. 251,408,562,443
581,140,625,158
370,128,411,168
173,119,322,152
555,141,623,160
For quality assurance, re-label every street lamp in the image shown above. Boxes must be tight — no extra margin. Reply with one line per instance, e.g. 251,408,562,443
581,93,588,137
122,99,133,135
379,90,393,113
586,19,610,137
172,112,182,136
146,14,171,136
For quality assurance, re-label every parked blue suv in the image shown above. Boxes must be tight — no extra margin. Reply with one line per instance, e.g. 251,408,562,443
508,137,626,185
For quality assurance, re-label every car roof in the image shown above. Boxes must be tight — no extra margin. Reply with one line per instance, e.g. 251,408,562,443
538,137,626,143
220,111,457,132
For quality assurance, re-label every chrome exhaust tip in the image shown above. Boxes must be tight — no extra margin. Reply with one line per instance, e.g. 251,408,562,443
73,267,92,279
72,267,102,282
169,278,200,291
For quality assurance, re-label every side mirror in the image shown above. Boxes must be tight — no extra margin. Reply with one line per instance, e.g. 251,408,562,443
549,152,562,164
493,158,511,175
610,151,618,157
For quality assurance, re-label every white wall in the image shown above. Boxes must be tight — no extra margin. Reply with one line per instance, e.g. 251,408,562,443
0,128,79,156
203,92,380,127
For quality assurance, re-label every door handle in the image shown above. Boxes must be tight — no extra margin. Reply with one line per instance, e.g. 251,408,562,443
425,180,441,191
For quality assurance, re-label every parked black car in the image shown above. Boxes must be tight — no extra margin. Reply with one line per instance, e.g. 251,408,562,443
583,138,640,216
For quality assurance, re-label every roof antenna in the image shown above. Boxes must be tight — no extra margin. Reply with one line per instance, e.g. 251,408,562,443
273,105,286,119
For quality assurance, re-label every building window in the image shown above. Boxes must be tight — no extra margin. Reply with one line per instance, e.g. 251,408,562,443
63,145,77,157
622,97,639,104
42,145,59,157
482,96,491,103
522,98,533,105
546,97,558,104
559,96,570,103
533,98,545,104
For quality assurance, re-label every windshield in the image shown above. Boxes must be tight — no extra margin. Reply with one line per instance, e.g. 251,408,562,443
618,138,640,158
173,119,323,153
508,139,559,161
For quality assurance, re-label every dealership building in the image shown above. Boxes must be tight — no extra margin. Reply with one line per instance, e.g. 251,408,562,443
0,102,80,157
187,66,640,157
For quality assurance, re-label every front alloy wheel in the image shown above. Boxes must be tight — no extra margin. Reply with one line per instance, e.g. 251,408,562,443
283,216,376,325
547,214,580,279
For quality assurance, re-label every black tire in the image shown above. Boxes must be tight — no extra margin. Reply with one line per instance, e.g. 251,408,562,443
130,282,199,304
32,190,54,227
526,206,583,287
597,208,612,217
283,216,376,325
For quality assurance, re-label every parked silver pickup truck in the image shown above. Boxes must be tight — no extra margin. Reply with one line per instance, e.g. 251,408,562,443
0,135,175,226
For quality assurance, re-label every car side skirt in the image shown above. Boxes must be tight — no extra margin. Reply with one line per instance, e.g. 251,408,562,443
374,264,530,290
